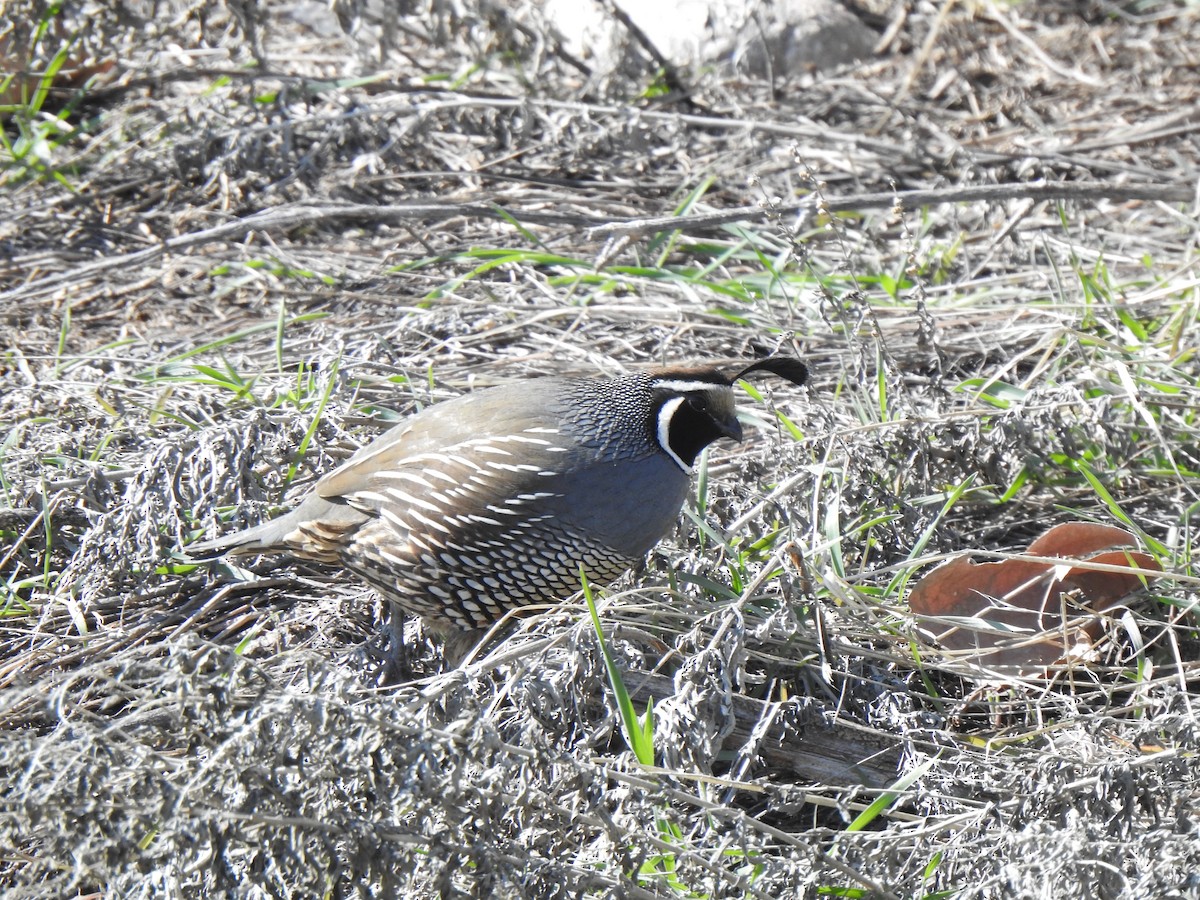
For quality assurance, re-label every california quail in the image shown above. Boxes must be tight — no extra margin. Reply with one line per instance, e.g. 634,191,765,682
188,357,807,643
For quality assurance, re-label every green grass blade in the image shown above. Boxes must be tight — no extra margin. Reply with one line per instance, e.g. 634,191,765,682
844,753,939,832
285,354,342,487
581,568,655,766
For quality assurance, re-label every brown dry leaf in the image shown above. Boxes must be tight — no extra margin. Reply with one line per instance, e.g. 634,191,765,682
0,27,115,112
909,522,1162,676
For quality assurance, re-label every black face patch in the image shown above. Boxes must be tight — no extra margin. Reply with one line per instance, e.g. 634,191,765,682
649,384,739,472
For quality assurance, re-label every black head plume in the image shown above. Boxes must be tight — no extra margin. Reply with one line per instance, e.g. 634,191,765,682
729,356,808,386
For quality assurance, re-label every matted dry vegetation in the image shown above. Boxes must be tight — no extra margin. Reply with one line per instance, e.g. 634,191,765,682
2,1,1199,897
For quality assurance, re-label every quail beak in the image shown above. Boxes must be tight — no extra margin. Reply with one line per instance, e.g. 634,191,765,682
718,414,744,443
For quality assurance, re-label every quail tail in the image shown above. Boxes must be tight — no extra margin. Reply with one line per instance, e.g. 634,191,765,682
185,514,302,559
185,495,365,560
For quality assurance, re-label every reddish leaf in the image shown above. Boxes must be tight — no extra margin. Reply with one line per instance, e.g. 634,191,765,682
909,523,1161,676
1026,522,1143,558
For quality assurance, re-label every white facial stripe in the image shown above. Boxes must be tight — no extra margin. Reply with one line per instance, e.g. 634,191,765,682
656,396,691,473
653,379,726,393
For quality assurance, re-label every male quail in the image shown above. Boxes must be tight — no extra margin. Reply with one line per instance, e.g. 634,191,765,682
188,357,807,644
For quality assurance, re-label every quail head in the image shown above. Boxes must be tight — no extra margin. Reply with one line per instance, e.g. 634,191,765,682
188,357,808,642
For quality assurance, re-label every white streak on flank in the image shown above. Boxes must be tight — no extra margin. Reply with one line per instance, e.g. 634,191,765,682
376,545,411,565
475,445,513,456
409,508,452,534
657,396,690,473
524,427,560,434
505,435,552,446
393,450,477,475
379,507,412,532
466,514,503,527
485,461,543,473
375,470,434,488
652,379,723,393
382,486,442,514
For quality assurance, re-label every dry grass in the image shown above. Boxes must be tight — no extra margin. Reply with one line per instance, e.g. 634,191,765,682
2,0,1200,896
